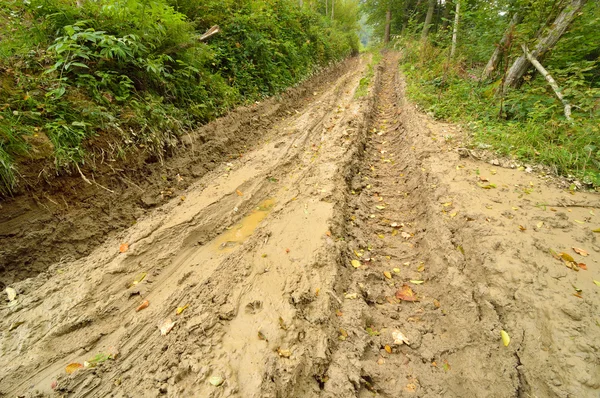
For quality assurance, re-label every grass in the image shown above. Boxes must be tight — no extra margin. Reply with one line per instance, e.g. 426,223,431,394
355,49,382,98
399,41,600,188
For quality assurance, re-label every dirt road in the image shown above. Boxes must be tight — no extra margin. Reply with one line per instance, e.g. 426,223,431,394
1,53,599,398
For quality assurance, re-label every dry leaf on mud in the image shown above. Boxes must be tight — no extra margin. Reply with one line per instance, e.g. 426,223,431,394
572,247,589,257
401,232,412,239
5,287,17,302
519,225,526,231
236,190,243,196
336,310,343,316
176,304,189,315
345,292,358,299
209,376,224,386
130,272,147,287
136,300,149,312
392,329,409,345
593,228,600,233
119,243,129,253
65,363,84,374
578,263,587,270
277,348,292,358
594,280,600,287
351,260,361,268
393,268,401,274
159,319,176,336
395,285,417,302
278,316,288,330
433,299,441,308
478,183,497,189
558,252,575,263
384,345,392,353
501,330,510,347
410,280,424,284
383,271,392,279
405,383,417,392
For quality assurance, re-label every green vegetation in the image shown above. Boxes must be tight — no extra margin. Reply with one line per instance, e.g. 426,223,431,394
0,0,359,194
355,50,382,98
362,0,600,187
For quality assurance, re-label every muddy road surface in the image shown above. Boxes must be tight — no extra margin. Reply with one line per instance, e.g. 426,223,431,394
1,53,599,398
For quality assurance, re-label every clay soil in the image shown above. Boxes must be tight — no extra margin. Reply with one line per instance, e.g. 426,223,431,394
1,52,599,398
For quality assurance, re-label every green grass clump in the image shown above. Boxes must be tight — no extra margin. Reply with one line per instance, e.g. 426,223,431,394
400,40,600,188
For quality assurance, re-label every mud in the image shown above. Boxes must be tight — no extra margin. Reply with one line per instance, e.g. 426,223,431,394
1,52,599,398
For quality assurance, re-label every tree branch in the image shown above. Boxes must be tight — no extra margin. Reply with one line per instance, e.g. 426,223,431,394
521,44,572,121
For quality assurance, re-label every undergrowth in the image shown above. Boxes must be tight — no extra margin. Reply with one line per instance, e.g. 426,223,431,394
0,0,359,195
399,40,600,188
355,49,382,98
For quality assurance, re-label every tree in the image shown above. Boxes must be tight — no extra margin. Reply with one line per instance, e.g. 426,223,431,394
421,0,436,40
481,13,522,81
503,0,588,90
450,0,459,57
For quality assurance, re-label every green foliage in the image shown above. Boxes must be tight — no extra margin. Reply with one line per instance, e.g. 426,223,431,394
0,0,360,194
400,39,600,187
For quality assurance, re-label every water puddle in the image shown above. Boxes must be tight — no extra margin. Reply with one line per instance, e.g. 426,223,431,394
212,198,276,252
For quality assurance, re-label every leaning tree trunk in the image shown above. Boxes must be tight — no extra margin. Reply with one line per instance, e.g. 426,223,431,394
450,0,460,57
421,0,436,40
503,0,587,90
331,0,334,20
481,13,522,81
384,7,392,43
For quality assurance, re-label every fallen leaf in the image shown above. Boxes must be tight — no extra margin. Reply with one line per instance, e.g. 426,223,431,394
519,225,526,231
345,292,358,299
395,285,418,302
384,345,392,353
478,183,497,189
392,329,409,345
573,247,589,257
393,268,401,274
119,243,129,253
501,330,510,347
236,190,243,196
176,304,189,315
405,383,417,392
410,280,424,284
401,232,412,239
536,221,544,229
593,228,600,233
159,319,175,336
433,299,441,308
5,287,17,302
594,280,600,287
574,219,584,224
336,310,343,317
377,357,385,365
277,348,292,358
351,260,361,268
131,272,147,287
376,205,385,210
136,300,149,312
51,380,58,390
285,248,290,254
391,229,398,236
578,263,587,270
209,375,224,386
258,331,267,340
65,363,84,374
558,252,575,263
383,271,392,279
443,360,451,372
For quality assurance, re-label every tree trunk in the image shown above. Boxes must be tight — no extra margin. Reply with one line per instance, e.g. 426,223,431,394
503,0,587,90
384,7,392,43
325,0,328,17
331,0,334,20
521,45,572,120
450,0,460,57
401,0,412,35
421,0,436,40
441,0,450,31
481,13,522,81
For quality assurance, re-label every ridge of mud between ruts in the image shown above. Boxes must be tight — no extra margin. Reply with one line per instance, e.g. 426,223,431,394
1,52,599,398
0,54,374,397
327,53,599,397
0,57,359,287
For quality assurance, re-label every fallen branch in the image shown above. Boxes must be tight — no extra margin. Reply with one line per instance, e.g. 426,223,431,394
521,44,572,121
200,25,220,42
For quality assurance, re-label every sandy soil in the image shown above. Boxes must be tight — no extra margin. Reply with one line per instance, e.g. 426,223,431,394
1,52,599,398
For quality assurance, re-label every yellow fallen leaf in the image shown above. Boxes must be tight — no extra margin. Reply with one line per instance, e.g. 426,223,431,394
410,280,424,284
393,268,401,274
136,300,149,312
351,260,361,268
160,319,175,336
277,348,292,358
558,252,575,263
442,202,453,207
391,229,398,236
574,220,584,224
594,228,600,233
384,345,392,353
536,221,544,229
176,304,189,315
131,272,147,287
383,271,392,279
593,280,600,287
66,363,84,374
378,234,385,239
501,330,510,346
119,243,129,253
236,189,243,196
